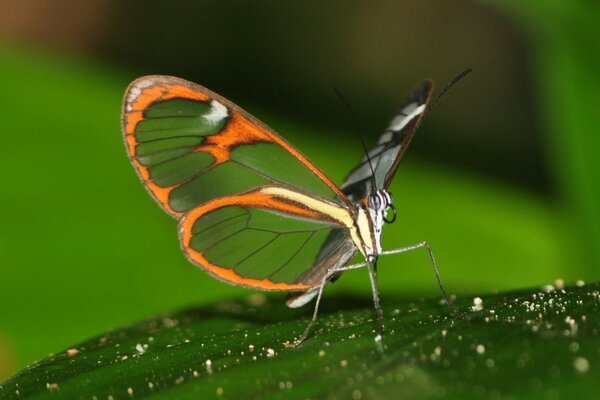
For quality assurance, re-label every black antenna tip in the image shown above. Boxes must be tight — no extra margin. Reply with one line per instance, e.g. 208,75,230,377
438,68,473,100
450,68,473,86
428,68,473,114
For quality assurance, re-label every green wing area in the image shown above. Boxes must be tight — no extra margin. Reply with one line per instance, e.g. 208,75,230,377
122,76,348,217
181,201,356,289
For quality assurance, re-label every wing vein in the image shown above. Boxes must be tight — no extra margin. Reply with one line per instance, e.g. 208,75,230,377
195,228,248,254
247,226,330,235
142,115,209,121
191,211,250,238
135,126,210,134
267,231,318,280
130,134,203,143
231,233,282,268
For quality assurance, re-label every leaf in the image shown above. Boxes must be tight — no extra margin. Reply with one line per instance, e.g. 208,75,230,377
1,282,599,399
0,42,587,379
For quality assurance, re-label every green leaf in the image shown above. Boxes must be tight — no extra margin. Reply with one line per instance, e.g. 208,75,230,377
2,283,599,399
0,42,588,378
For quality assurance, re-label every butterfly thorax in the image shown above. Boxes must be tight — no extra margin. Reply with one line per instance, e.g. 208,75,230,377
353,189,394,262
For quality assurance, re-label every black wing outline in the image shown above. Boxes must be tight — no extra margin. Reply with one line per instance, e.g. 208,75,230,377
341,80,434,201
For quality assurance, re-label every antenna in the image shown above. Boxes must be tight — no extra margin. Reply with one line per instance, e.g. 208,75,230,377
332,88,377,193
427,68,473,115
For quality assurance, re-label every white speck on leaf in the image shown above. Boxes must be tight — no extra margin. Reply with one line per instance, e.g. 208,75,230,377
472,297,484,312
574,357,590,373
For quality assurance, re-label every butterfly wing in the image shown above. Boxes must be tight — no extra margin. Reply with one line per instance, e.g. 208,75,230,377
122,75,352,217
122,76,358,291
286,80,434,306
340,80,434,201
285,227,357,307
179,185,359,290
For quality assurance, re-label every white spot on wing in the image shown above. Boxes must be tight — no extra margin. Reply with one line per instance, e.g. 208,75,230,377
387,103,426,132
340,163,372,189
366,144,385,160
126,79,155,111
127,80,153,103
204,100,228,124
377,131,393,145
127,87,141,109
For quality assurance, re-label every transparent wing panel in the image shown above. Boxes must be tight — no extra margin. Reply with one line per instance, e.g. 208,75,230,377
186,206,355,287
123,76,351,217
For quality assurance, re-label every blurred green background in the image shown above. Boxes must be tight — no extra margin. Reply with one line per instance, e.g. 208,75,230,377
0,0,598,381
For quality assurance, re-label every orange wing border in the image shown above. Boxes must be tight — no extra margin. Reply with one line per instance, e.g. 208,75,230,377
179,185,354,291
121,75,352,217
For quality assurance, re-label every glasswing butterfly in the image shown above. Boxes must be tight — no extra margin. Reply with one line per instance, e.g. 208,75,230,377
121,75,461,345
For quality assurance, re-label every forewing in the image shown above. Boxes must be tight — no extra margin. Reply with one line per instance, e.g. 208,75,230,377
341,80,434,200
122,75,351,217
284,81,435,304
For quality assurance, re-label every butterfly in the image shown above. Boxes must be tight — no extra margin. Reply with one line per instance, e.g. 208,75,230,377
121,75,458,345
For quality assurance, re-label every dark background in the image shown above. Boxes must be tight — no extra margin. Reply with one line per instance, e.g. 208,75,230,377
0,0,598,380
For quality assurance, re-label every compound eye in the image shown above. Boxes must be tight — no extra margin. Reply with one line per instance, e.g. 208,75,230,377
386,191,394,206
368,194,381,210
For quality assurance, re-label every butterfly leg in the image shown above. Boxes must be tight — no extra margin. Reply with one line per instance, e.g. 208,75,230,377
292,261,368,347
382,241,465,319
366,257,385,342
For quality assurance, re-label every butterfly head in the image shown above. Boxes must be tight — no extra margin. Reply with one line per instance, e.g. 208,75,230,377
361,189,396,260
367,190,394,217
